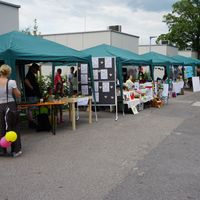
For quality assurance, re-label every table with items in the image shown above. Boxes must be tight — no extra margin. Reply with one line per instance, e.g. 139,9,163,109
118,82,154,114
172,81,184,94
18,101,66,135
61,96,92,130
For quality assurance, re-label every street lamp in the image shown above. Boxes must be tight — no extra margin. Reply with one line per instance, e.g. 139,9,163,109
149,36,157,52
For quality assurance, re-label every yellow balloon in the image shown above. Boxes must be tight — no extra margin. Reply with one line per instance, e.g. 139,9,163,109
5,131,17,142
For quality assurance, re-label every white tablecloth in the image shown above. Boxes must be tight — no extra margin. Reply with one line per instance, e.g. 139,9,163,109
124,99,140,108
172,81,184,94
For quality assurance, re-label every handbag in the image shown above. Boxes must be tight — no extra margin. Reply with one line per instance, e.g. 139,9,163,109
5,80,19,131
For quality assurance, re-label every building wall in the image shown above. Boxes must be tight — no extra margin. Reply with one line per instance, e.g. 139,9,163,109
0,2,20,35
111,32,138,53
43,30,139,53
178,50,198,59
139,45,178,56
166,46,178,56
43,31,111,50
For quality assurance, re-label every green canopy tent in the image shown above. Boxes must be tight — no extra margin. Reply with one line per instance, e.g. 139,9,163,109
0,31,97,121
82,43,151,84
82,43,152,117
141,51,183,82
0,31,92,77
172,55,200,76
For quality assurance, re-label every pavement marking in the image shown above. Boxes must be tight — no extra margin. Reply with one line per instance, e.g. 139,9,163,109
174,132,183,136
192,101,200,106
172,100,194,104
137,171,145,176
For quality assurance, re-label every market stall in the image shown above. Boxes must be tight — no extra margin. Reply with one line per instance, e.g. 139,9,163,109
172,55,200,92
141,52,183,82
82,44,152,118
0,31,98,127
141,51,184,104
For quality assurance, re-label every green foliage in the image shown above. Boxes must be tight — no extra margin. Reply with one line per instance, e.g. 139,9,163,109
37,74,71,97
157,0,200,58
37,74,53,97
21,19,41,36
143,72,152,81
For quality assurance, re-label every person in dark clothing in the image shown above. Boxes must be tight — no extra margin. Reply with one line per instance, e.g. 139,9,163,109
0,64,22,157
24,63,41,127
25,63,41,100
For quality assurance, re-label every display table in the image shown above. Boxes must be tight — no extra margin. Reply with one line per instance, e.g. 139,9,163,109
141,95,153,103
61,96,92,130
124,98,140,108
19,101,66,135
172,81,184,94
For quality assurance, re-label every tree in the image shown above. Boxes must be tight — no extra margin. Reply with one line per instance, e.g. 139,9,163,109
156,0,200,58
21,19,41,36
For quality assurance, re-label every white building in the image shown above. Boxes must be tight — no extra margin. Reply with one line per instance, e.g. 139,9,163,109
42,29,139,53
0,1,20,35
178,50,198,59
42,29,140,75
139,44,178,56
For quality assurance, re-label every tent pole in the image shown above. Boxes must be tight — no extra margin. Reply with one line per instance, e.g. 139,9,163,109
52,63,55,90
5,57,16,79
116,58,124,116
149,64,154,82
88,58,98,122
193,64,196,76
166,64,170,84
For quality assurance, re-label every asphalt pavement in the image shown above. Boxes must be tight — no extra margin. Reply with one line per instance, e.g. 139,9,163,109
0,91,200,200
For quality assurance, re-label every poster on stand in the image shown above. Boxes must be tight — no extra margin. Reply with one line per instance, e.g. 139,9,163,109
192,77,200,92
131,106,139,115
81,74,88,84
92,57,99,68
100,69,108,80
81,85,89,95
105,57,112,68
94,82,99,92
78,63,92,96
93,70,99,80
81,64,88,73
102,82,110,92
92,92,99,102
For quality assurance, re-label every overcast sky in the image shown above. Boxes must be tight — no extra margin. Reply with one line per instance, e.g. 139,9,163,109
10,0,177,44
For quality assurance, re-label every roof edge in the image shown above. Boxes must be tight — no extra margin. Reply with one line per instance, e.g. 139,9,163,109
42,30,139,38
139,44,177,48
0,0,20,8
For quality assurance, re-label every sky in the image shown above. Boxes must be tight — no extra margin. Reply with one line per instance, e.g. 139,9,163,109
9,0,178,45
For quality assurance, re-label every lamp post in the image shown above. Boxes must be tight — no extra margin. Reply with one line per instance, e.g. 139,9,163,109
149,36,157,52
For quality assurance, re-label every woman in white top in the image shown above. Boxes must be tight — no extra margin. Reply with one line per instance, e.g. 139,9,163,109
0,64,22,157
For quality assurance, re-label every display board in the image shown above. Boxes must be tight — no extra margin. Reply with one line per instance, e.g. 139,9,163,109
91,57,116,106
77,63,92,96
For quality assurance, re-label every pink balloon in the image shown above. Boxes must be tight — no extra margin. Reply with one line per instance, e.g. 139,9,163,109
0,137,11,148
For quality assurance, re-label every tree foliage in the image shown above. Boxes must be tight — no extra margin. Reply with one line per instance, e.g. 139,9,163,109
21,19,41,36
157,0,200,58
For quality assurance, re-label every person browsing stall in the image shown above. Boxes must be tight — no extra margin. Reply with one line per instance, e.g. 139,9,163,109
24,63,41,127
54,68,64,91
0,64,22,157
67,67,75,95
